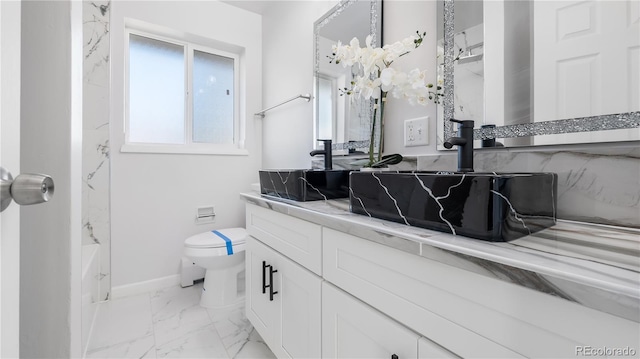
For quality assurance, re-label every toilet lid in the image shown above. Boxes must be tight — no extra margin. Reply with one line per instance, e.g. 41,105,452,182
184,228,247,249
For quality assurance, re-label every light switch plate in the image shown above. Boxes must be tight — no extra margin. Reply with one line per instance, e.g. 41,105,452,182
404,116,429,147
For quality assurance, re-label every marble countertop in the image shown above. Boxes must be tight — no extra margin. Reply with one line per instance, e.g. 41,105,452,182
240,191,640,323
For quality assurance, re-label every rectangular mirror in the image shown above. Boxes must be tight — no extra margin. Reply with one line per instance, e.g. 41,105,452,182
437,0,640,149
313,0,383,153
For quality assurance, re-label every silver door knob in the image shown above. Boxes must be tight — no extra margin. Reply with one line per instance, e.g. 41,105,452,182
0,166,54,213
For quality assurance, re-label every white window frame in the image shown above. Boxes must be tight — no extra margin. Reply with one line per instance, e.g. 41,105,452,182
122,28,246,155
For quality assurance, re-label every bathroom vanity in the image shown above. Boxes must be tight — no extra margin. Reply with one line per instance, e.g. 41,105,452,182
241,192,639,358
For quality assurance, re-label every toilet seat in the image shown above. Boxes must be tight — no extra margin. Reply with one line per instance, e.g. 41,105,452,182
184,228,247,249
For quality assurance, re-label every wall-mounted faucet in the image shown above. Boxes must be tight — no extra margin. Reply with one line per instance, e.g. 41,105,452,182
310,139,332,170
444,119,474,172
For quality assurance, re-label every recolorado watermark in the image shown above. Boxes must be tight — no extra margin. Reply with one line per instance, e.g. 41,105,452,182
576,346,637,357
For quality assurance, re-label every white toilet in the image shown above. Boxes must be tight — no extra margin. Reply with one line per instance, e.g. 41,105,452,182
183,228,247,308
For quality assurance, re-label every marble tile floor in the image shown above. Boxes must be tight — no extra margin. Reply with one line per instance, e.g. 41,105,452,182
86,282,276,359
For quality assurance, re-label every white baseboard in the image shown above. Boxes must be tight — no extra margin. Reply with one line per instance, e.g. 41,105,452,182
111,274,181,299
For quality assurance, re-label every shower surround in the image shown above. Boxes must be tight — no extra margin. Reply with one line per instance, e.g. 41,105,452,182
83,0,111,301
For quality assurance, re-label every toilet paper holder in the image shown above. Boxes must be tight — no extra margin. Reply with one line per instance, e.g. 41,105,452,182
195,206,216,224
1,166,54,213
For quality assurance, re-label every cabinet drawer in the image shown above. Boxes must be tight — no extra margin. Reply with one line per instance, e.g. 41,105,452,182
322,228,639,358
246,203,322,275
323,282,420,359
419,337,459,359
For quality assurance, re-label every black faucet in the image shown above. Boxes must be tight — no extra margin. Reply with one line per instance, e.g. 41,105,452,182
310,139,332,170
444,119,474,172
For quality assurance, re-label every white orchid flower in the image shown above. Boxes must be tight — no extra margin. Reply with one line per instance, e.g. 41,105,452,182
412,86,431,106
389,85,406,100
350,37,361,49
330,32,437,107
407,68,428,89
382,35,419,62
365,34,374,48
361,47,385,75
332,42,351,66
380,68,408,92
401,34,419,52
329,31,436,168
353,76,381,99
383,41,405,63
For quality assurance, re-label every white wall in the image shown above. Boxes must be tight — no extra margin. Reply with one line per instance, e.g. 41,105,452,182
261,1,336,169
261,0,439,170
110,1,262,288
20,1,83,356
381,0,439,156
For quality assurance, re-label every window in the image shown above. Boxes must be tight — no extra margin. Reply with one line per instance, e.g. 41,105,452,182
125,29,243,154
317,75,335,140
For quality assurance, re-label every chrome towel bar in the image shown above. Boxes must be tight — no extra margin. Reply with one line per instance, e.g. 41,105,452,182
255,93,312,118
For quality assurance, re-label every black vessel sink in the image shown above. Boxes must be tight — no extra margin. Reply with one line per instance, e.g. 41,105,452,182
349,171,557,241
259,169,351,201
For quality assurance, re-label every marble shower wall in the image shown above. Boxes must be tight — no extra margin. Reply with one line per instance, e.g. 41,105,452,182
328,145,639,228
83,1,111,301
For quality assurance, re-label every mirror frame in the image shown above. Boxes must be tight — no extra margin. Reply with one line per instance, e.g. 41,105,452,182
313,0,382,151
440,0,640,146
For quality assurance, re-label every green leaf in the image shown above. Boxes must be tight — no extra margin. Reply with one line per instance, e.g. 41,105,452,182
370,154,403,168
349,154,403,168
349,158,372,166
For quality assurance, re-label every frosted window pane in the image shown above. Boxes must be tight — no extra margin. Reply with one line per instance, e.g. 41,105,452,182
129,34,185,144
193,50,234,144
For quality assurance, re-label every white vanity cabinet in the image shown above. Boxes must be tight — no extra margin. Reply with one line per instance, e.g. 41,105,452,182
322,227,639,358
244,200,639,359
245,204,322,359
320,228,514,358
418,338,460,359
322,281,458,359
322,281,419,359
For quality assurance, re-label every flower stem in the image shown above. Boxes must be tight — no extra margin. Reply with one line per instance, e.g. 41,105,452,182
369,98,378,166
378,92,387,162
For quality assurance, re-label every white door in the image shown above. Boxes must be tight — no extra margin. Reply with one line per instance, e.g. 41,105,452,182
534,0,640,144
246,236,279,348
1,1,83,357
246,236,322,359
277,251,321,359
0,1,22,357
